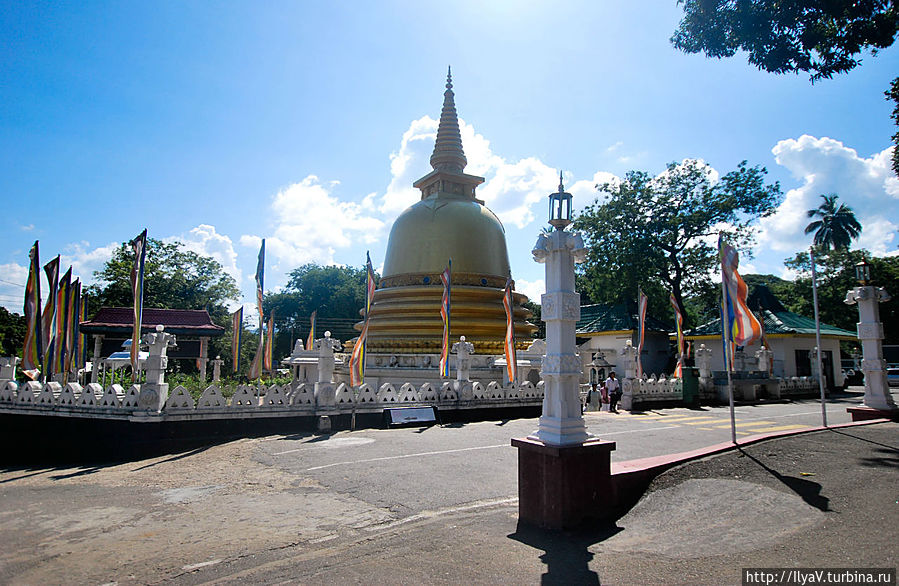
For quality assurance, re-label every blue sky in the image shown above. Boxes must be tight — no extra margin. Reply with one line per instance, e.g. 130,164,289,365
2,1,898,316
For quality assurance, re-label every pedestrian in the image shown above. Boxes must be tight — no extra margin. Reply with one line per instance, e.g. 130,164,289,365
606,371,621,413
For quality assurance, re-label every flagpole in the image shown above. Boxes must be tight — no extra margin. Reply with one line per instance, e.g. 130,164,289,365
719,236,736,445
810,248,828,427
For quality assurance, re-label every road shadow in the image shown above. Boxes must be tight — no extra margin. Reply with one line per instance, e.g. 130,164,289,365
738,448,830,512
508,520,622,585
827,428,899,469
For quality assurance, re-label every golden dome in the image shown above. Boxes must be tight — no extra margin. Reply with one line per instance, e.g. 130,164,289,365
382,194,511,280
357,69,537,354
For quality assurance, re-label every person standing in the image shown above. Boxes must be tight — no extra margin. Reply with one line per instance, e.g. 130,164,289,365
606,371,621,413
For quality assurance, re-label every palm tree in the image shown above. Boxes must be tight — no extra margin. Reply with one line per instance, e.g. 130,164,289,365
804,194,862,250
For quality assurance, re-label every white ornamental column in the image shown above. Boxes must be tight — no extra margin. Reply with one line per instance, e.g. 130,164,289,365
530,224,589,446
138,325,175,411
91,334,104,384
844,285,896,411
211,355,223,383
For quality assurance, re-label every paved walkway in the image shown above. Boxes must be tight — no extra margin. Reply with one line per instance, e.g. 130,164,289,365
1,420,895,585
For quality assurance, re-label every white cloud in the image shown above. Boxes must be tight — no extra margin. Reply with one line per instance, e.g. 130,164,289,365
760,136,899,256
0,262,28,312
19,224,34,232
170,224,241,284
243,175,385,287
378,116,560,230
60,241,120,285
515,278,545,304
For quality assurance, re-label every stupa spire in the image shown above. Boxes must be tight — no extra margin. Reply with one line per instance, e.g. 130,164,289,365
429,66,467,174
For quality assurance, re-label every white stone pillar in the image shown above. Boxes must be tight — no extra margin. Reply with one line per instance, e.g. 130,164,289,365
0,357,18,384
314,331,340,407
91,334,104,384
529,229,589,446
211,356,223,382
844,286,896,411
452,336,474,382
138,325,175,411
198,338,208,383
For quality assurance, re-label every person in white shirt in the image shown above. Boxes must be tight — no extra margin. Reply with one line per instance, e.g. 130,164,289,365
605,371,621,413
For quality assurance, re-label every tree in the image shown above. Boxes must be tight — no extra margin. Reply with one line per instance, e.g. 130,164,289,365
888,77,899,176
672,0,898,82
86,239,242,373
0,307,26,357
783,247,899,344
672,0,899,174
263,264,374,357
573,159,782,327
86,239,240,325
804,194,863,250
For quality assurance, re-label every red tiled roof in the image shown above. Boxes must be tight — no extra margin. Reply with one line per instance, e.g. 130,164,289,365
80,307,225,336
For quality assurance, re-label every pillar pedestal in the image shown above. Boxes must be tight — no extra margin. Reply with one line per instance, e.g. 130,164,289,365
512,437,616,529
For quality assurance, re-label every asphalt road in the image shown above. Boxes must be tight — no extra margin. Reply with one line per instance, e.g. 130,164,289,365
0,387,895,585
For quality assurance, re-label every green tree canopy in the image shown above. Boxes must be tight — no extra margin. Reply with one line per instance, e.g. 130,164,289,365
262,263,374,357
672,0,898,81
672,0,899,176
86,238,240,325
783,247,899,344
804,193,863,250
0,307,26,357
573,159,781,327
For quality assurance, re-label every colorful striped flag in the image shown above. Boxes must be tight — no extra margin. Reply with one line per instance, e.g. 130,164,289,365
670,292,684,378
129,229,147,382
74,290,85,372
231,307,243,373
254,239,265,328
503,278,517,384
637,288,648,378
65,279,80,376
439,260,452,378
263,313,274,373
718,234,762,372
350,252,377,386
307,310,317,349
248,331,264,380
54,267,72,376
21,241,43,379
41,255,60,380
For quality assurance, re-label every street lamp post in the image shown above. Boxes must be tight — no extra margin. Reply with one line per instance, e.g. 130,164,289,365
512,173,616,529
844,260,897,417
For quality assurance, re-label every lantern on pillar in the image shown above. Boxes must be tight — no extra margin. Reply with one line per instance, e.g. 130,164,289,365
548,172,572,230
855,260,871,285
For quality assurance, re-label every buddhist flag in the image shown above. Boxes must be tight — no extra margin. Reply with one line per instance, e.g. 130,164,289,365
254,239,265,328
350,252,377,386
263,313,274,373
55,267,72,376
65,279,81,376
503,278,517,384
232,307,243,373
670,292,684,378
248,334,264,380
307,310,317,349
719,234,762,372
41,255,60,380
439,260,451,378
637,288,648,378
21,241,43,378
129,229,147,381
74,290,85,372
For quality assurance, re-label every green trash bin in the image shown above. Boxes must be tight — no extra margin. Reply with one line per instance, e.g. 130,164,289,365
681,367,699,406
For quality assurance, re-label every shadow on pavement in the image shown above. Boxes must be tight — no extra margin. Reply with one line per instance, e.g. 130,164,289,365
508,520,622,585
737,448,830,512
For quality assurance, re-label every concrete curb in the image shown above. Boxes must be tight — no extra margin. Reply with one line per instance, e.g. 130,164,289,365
607,418,892,513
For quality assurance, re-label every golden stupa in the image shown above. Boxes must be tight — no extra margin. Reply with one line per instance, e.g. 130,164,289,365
359,68,537,354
